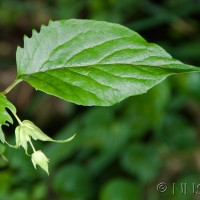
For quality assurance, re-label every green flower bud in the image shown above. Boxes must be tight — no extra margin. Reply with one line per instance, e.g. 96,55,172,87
15,120,75,154
15,125,30,153
14,119,75,175
31,150,49,175
20,120,75,143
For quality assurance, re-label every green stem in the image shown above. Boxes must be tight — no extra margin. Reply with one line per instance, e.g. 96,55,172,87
12,111,23,125
2,79,22,95
29,140,36,153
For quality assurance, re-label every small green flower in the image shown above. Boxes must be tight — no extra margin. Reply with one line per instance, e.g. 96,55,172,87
15,120,75,154
14,119,75,174
15,125,30,153
31,150,49,175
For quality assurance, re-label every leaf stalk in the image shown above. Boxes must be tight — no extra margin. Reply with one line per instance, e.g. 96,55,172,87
2,79,22,95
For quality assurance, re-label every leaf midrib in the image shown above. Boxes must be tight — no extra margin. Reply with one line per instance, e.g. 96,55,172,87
19,61,198,80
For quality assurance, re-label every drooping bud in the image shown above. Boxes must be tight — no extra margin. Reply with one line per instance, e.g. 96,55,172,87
15,125,30,153
21,120,76,143
14,119,75,175
31,150,49,175
15,120,75,154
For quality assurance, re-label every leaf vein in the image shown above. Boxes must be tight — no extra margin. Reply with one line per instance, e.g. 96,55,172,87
63,36,136,65
45,72,103,102
67,68,120,91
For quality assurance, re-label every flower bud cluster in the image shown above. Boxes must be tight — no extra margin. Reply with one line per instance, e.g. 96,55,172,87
14,120,75,174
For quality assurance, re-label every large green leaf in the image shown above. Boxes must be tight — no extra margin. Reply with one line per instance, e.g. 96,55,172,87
0,94,16,143
16,19,200,106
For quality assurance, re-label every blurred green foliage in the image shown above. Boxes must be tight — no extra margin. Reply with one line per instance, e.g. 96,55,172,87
0,0,200,200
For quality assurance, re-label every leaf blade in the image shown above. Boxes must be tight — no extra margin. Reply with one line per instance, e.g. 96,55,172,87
16,19,200,106
0,94,16,143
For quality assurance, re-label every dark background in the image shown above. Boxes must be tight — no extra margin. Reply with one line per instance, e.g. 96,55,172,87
0,0,200,199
